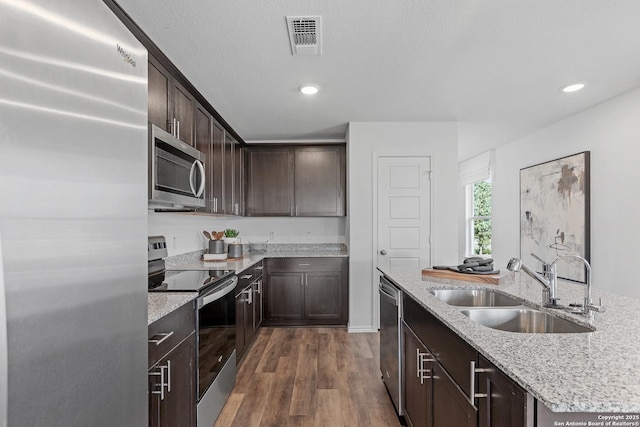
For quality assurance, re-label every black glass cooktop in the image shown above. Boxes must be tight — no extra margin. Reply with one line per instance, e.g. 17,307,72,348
149,269,234,292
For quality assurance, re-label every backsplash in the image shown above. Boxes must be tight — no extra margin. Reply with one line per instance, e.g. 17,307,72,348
148,211,346,256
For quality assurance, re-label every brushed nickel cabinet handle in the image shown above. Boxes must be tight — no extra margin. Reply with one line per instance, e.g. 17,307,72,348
149,331,174,346
469,360,490,403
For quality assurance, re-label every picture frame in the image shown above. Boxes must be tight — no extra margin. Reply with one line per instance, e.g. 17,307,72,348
520,151,590,283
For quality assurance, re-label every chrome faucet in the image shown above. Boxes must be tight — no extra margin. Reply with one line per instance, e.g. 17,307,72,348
552,254,605,315
507,254,605,315
507,256,560,308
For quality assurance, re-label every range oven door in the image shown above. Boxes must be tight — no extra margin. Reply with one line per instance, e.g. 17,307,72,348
197,275,237,400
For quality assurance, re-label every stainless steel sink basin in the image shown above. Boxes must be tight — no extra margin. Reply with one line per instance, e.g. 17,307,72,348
429,289,521,307
460,308,594,333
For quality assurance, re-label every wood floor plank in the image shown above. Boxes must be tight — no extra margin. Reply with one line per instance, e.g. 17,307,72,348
289,329,318,416
226,372,273,427
315,388,343,427
258,356,297,427
216,327,402,427
212,393,244,427
316,331,337,389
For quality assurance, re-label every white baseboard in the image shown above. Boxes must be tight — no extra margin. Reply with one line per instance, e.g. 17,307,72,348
347,326,378,333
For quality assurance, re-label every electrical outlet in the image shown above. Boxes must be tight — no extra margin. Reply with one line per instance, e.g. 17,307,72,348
269,231,275,241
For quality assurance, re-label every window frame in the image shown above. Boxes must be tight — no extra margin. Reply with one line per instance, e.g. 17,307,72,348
465,180,492,257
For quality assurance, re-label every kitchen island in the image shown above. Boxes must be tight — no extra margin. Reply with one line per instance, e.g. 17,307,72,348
379,267,640,414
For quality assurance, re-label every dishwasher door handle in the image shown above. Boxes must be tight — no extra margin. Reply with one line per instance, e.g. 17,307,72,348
379,286,399,306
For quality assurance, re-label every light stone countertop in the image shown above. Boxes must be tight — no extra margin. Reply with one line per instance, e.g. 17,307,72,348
148,292,197,325
379,267,640,413
165,244,348,272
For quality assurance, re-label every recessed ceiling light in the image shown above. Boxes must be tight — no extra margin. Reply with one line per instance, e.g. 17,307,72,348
562,83,586,93
300,85,318,95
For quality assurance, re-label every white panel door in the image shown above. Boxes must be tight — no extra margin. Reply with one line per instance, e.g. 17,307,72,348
377,156,431,278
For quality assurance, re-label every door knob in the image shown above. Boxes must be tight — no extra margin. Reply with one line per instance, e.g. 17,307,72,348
380,250,387,255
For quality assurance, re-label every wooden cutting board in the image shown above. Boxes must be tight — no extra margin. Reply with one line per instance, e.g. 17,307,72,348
422,268,505,285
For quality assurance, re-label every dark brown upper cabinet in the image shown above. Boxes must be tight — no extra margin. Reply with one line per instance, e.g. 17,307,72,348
245,145,345,217
246,147,295,216
148,55,195,146
224,135,243,216
195,104,237,215
295,146,345,216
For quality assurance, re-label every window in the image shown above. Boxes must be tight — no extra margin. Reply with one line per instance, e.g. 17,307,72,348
466,180,492,256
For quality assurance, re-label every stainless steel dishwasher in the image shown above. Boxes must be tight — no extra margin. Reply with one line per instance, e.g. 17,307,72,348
379,275,403,416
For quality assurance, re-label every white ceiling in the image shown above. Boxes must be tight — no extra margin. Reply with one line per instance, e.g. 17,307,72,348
115,0,640,160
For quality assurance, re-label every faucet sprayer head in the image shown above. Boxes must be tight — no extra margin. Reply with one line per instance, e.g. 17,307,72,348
507,257,522,272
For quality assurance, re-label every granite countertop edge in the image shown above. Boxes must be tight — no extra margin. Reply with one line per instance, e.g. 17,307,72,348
148,292,198,325
379,267,640,413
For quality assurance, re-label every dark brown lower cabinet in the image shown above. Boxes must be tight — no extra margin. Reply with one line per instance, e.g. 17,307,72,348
267,272,304,321
400,289,533,427
235,283,255,361
148,301,197,427
403,323,432,427
432,360,477,427
477,355,533,427
149,333,196,427
264,258,348,326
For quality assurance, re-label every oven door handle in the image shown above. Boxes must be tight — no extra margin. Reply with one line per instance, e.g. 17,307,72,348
198,276,238,309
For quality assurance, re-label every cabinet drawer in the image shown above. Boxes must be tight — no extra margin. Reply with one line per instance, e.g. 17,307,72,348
236,269,255,295
267,257,343,273
253,260,264,278
148,301,196,368
403,294,476,397
236,261,264,294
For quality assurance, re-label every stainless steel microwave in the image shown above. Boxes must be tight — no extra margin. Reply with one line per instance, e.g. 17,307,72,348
148,124,205,210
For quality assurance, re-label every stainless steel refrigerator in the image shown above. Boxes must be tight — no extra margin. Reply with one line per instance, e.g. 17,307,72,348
0,1,148,425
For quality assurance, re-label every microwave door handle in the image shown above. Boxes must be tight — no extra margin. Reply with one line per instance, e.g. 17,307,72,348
195,160,205,197
189,160,206,198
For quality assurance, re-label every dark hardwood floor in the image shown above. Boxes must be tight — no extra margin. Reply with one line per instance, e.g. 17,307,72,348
213,327,403,427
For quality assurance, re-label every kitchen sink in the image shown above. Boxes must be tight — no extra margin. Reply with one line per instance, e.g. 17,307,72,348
460,308,594,333
429,289,521,307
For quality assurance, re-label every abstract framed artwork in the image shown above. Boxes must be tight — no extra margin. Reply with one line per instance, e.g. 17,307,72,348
520,151,590,283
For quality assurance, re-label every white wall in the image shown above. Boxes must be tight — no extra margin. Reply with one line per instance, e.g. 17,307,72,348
347,122,459,331
492,87,640,298
148,212,345,256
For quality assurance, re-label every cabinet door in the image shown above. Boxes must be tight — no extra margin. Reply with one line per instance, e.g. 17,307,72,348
254,279,263,330
432,361,477,427
246,147,295,216
243,285,255,350
402,324,431,427
211,121,225,213
223,134,234,214
478,355,531,427
233,142,244,216
265,272,304,323
195,104,213,213
294,146,345,216
148,56,170,132
235,293,246,360
304,271,343,323
172,80,195,146
151,333,196,427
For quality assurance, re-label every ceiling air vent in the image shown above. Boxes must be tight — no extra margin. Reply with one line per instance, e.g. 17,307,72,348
286,16,322,56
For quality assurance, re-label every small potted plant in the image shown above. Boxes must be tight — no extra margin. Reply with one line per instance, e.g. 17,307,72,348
223,228,240,245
